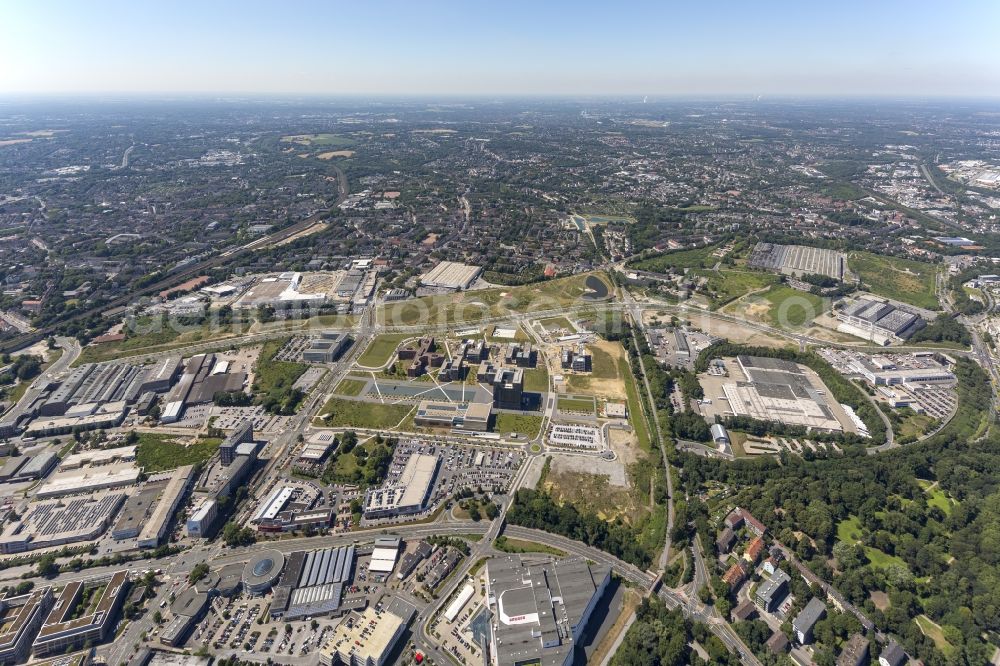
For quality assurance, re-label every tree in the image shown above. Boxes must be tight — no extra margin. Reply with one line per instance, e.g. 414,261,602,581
189,562,210,584
222,522,256,547
36,554,59,578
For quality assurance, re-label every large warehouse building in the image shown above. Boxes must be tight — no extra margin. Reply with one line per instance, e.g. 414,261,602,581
0,491,126,554
747,242,846,281
836,297,926,345
713,355,849,433
486,556,611,666
419,261,482,290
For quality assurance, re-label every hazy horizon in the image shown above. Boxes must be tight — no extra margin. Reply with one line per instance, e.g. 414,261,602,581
3,0,999,98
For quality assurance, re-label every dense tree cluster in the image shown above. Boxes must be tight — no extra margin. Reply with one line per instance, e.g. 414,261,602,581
681,358,996,665
321,432,397,487
0,353,42,383
611,597,740,666
909,314,971,345
506,488,653,568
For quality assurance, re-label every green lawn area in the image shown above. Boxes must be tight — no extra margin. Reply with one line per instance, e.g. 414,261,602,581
837,515,908,570
522,366,549,392
821,181,866,201
760,285,828,328
564,343,619,392
4,380,30,406
848,252,940,310
334,378,367,397
76,318,262,365
356,333,410,368
899,413,935,439
136,434,221,473
925,487,956,516
538,316,574,332
318,397,412,429
619,356,652,451
495,412,544,439
494,536,566,557
632,244,719,272
378,272,610,327
915,615,956,657
557,395,596,414
694,269,778,309
330,449,360,481
865,547,908,570
253,338,308,412
837,515,863,543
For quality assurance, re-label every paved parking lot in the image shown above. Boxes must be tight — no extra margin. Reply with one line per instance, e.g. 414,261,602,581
361,440,524,527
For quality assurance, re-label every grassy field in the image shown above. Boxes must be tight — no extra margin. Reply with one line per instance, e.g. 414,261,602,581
760,285,828,328
848,252,940,310
379,273,609,327
318,397,412,429
522,367,549,393
837,515,863,543
564,343,618,393
821,181,866,201
582,213,636,225
495,413,544,439
136,433,221,473
494,536,566,557
620,356,652,451
693,269,778,309
915,615,956,657
538,316,574,332
557,394,597,414
899,413,935,439
333,378,367,397
590,345,618,379
356,333,410,368
632,245,719,272
924,484,956,516
837,515,908,570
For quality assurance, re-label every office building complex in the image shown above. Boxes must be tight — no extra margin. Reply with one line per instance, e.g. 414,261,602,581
32,571,129,657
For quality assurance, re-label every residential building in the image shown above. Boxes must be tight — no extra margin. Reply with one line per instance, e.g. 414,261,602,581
792,598,826,644
755,569,790,613
837,634,870,666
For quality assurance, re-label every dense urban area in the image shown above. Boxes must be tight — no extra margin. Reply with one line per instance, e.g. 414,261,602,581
1,97,1000,666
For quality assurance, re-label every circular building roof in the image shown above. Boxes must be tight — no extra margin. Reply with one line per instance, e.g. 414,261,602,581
252,558,274,577
243,549,285,594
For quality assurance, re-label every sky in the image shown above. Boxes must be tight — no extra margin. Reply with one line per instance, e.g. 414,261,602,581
2,0,999,97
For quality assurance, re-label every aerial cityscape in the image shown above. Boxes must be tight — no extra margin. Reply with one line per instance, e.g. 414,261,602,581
1,2,1000,666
